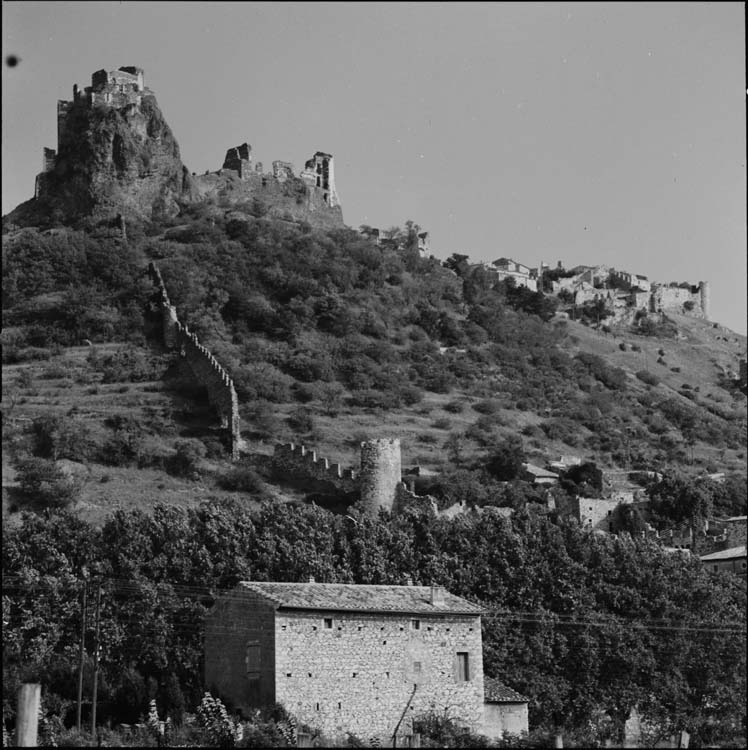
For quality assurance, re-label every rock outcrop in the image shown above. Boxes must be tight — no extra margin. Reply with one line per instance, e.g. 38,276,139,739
7,67,194,227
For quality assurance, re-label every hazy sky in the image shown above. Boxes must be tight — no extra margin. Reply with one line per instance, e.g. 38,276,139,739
2,2,746,333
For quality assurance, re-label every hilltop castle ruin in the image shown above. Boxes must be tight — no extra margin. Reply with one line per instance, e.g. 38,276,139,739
37,66,151,197
195,140,343,227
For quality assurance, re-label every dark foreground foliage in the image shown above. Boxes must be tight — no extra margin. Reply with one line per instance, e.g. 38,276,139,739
2,501,745,746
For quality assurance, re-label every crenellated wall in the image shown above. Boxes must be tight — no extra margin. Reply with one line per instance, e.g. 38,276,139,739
272,443,358,493
147,262,241,459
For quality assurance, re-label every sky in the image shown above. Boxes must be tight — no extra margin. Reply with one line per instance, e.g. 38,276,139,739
2,2,746,333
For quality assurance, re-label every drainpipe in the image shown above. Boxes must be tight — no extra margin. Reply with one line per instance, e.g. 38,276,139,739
392,682,418,748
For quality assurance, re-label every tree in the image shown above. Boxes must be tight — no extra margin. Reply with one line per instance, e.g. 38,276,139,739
485,438,526,481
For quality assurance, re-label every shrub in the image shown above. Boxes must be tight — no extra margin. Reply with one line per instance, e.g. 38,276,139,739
431,417,452,430
444,400,464,414
166,439,207,479
472,399,502,415
217,465,263,493
636,370,660,386
30,414,95,462
14,457,82,508
287,407,314,433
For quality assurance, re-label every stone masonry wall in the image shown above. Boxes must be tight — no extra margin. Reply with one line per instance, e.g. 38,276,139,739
204,588,277,712
147,262,241,459
274,610,484,744
360,439,402,515
272,443,358,493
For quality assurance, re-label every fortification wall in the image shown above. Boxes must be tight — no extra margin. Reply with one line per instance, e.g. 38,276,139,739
147,262,241,459
271,443,358,493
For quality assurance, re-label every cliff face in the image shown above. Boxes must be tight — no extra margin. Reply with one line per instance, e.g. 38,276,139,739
9,93,194,227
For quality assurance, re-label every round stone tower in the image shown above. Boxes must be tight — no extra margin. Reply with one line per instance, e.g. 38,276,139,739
699,280,710,320
359,438,402,515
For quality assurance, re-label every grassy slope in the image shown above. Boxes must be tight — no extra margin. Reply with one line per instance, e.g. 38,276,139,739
3,309,745,527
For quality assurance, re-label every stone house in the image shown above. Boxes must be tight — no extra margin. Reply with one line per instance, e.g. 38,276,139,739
482,677,529,739
204,581,486,744
699,545,747,576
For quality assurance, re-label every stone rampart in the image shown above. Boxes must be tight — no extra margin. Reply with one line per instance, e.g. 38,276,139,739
272,443,358,493
147,262,241,459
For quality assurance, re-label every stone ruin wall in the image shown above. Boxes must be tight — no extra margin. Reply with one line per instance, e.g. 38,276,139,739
650,283,708,318
272,439,438,515
147,262,241,459
272,443,358,494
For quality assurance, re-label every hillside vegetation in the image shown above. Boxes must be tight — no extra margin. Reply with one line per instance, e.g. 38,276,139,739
2,203,747,747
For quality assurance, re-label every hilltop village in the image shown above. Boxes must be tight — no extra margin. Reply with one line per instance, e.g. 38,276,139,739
3,66,746,748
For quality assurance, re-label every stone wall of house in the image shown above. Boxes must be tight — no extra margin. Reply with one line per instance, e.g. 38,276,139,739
483,702,528,739
147,262,241,459
565,496,633,532
204,587,277,711
274,609,484,744
271,443,358,493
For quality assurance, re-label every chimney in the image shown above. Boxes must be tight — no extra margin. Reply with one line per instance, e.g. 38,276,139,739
429,585,445,605
308,576,315,583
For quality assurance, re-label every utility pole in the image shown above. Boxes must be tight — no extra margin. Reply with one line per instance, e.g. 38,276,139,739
76,581,88,732
91,583,102,737
15,683,41,747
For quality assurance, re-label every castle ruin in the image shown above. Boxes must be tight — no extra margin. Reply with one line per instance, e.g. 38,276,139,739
37,66,150,197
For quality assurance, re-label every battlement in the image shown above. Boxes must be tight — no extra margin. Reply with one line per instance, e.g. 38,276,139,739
147,262,241,459
272,443,358,492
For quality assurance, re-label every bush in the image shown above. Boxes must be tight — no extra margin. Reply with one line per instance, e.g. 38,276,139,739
166,439,207,479
30,414,95,462
14,457,82,508
217,465,263,493
444,400,464,414
431,417,452,430
636,370,660,386
287,407,314,434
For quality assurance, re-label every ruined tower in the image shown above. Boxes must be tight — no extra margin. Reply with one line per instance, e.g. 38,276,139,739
223,143,252,179
699,281,710,320
300,151,339,207
359,438,402,515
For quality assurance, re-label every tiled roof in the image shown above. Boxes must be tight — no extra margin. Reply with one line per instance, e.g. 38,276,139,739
236,582,485,616
484,677,529,703
699,545,747,562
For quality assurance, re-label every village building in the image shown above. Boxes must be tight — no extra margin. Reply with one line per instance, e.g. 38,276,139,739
521,462,559,486
204,581,493,744
482,677,530,739
699,545,747,576
490,258,538,291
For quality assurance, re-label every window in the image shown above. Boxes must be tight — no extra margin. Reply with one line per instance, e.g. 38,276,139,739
413,661,422,674
245,642,260,678
324,618,333,629
411,619,421,630
456,652,470,682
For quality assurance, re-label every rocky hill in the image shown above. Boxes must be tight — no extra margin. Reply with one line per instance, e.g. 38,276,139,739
4,66,343,232
2,65,746,528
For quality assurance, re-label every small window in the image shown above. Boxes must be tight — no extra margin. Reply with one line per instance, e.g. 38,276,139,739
315,703,320,711
324,618,333,629
413,661,422,674
456,652,470,682
337,702,342,709
411,619,421,630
